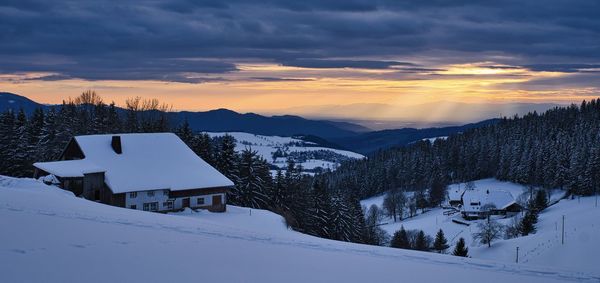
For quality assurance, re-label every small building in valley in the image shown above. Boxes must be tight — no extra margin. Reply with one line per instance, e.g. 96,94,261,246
460,189,521,220
33,133,233,212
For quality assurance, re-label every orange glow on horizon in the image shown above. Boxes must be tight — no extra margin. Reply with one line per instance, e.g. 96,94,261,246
1,62,598,124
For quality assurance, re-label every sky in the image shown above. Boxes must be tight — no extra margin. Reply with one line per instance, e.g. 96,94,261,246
1,0,600,126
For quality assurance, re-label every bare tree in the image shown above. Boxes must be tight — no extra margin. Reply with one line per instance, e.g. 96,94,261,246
383,189,406,222
473,219,504,247
72,90,103,106
124,96,173,132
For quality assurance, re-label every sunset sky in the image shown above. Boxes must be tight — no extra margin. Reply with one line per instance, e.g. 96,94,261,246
2,1,600,126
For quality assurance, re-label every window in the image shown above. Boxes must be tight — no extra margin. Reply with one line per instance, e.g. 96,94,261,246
197,197,205,205
163,201,173,210
147,191,155,197
163,190,169,196
143,202,159,211
130,205,137,209
129,192,137,198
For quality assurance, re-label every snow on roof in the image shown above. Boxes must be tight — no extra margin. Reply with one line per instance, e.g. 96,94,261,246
448,187,465,201
34,160,105,178
461,189,516,213
36,133,234,193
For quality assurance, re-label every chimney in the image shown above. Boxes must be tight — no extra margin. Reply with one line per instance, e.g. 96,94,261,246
111,136,122,154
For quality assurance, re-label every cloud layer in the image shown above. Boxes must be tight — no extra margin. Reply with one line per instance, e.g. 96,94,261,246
1,0,599,82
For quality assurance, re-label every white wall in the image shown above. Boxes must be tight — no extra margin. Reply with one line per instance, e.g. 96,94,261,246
125,189,225,212
125,189,170,211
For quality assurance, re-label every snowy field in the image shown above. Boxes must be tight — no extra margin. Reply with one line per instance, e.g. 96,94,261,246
1,176,597,282
206,132,363,172
361,178,599,275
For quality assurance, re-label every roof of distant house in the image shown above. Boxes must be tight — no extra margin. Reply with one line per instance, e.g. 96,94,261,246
461,189,516,213
34,133,234,193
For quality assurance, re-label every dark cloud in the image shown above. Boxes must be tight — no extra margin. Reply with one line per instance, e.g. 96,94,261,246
1,0,599,82
282,59,415,69
250,77,315,82
524,64,600,73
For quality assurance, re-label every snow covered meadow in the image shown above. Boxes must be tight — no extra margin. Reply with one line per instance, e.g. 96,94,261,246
1,176,597,282
361,179,600,275
206,132,363,173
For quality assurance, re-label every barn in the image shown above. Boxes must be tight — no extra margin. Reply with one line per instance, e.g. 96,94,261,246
33,133,234,212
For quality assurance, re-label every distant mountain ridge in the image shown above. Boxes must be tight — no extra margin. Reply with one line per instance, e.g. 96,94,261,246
0,92,366,138
0,92,501,152
169,109,369,138
0,92,43,114
331,119,500,154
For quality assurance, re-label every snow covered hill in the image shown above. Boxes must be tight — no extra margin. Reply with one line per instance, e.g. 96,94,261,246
206,132,364,173
1,176,596,282
361,179,600,276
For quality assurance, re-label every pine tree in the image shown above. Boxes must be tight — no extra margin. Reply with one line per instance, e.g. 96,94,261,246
414,230,429,251
452,237,469,257
520,210,538,236
533,190,548,212
433,229,450,253
348,195,366,243
235,148,269,208
12,109,34,176
312,177,332,238
270,169,288,211
175,119,194,146
428,174,447,207
216,134,239,183
390,226,410,249
0,110,16,175
191,133,215,165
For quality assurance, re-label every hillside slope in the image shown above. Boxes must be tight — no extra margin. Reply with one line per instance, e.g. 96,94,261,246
206,132,364,173
1,176,596,282
0,92,43,115
362,179,600,275
333,119,499,154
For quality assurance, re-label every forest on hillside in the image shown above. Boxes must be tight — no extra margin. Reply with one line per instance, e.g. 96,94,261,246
325,99,600,200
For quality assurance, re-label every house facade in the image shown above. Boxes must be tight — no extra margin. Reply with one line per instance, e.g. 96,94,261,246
33,133,234,212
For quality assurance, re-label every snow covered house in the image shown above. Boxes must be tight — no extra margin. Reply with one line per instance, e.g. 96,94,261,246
460,189,521,220
33,133,234,212
448,187,466,207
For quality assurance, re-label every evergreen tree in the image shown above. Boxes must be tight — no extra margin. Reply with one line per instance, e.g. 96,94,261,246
533,190,548,212
452,237,469,257
428,175,447,207
390,226,410,249
0,110,16,175
270,169,288,211
175,119,194,146
414,230,429,251
433,229,450,253
235,148,270,208
216,134,239,183
312,177,332,238
520,210,538,236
